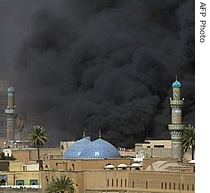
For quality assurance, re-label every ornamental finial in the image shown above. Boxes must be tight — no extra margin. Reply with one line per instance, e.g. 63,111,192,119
83,130,86,138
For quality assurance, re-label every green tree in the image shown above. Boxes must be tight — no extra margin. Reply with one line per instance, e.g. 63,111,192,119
0,152,16,160
182,124,195,160
28,125,48,170
46,175,75,193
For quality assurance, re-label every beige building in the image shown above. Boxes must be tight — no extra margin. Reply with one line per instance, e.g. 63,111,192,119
0,157,195,193
0,139,194,193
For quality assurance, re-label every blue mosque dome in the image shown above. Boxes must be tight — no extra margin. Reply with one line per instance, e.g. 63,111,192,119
64,137,91,159
7,86,15,94
172,80,181,88
79,138,121,159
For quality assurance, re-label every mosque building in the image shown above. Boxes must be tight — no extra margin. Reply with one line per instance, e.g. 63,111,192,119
0,78,195,193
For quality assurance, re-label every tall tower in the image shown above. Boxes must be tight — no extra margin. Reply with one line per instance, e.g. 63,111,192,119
0,80,9,138
5,86,16,141
168,78,184,161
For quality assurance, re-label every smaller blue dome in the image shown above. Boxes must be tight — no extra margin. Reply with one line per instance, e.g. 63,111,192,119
7,86,15,93
172,80,181,88
64,138,91,159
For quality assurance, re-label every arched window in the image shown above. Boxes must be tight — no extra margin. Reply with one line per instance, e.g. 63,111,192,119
30,180,38,185
16,180,24,185
165,182,167,190
161,182,163,189
182,183,185,190
192,184,194,191
0,179,6,185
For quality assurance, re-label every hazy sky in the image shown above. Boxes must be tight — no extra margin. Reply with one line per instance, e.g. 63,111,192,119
0,0,195,148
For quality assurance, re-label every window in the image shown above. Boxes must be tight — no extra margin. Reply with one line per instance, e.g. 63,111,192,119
174,183,176,190
121,179,123,187
107,179,109,187
112,179,114,187
116,179,118,187
125,179,127,187
192,184,194,191
187,184,189,191
132,180,134,188
169,182,171,190
0,179,6,185
146,181,148,189
165,182,167,190
16,180,24,185
23,166,27,171
182,183,185,190
161,182,163,189
30,180,38,185
154,145,164,148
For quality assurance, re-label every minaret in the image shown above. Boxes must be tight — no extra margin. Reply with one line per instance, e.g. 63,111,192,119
168,77,185,161
5,86,16,141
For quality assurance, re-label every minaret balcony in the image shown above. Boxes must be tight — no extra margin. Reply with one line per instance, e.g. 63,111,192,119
168,124,185,130
170,100,184,106
5,109,16,114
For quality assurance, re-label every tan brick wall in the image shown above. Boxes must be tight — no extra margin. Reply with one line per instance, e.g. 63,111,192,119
11,148,62,163
84,170,195,193
49,158,133,172
9,161,22,171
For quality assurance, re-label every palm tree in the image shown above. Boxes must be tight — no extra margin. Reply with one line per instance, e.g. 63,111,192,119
182,124,195,160
46,175,75,193
28,125,48,170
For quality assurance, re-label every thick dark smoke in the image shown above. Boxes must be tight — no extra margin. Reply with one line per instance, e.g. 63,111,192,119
3,0,195,148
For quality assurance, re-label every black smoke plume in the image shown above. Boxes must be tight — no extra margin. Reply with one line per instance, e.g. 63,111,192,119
11,0,194,148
